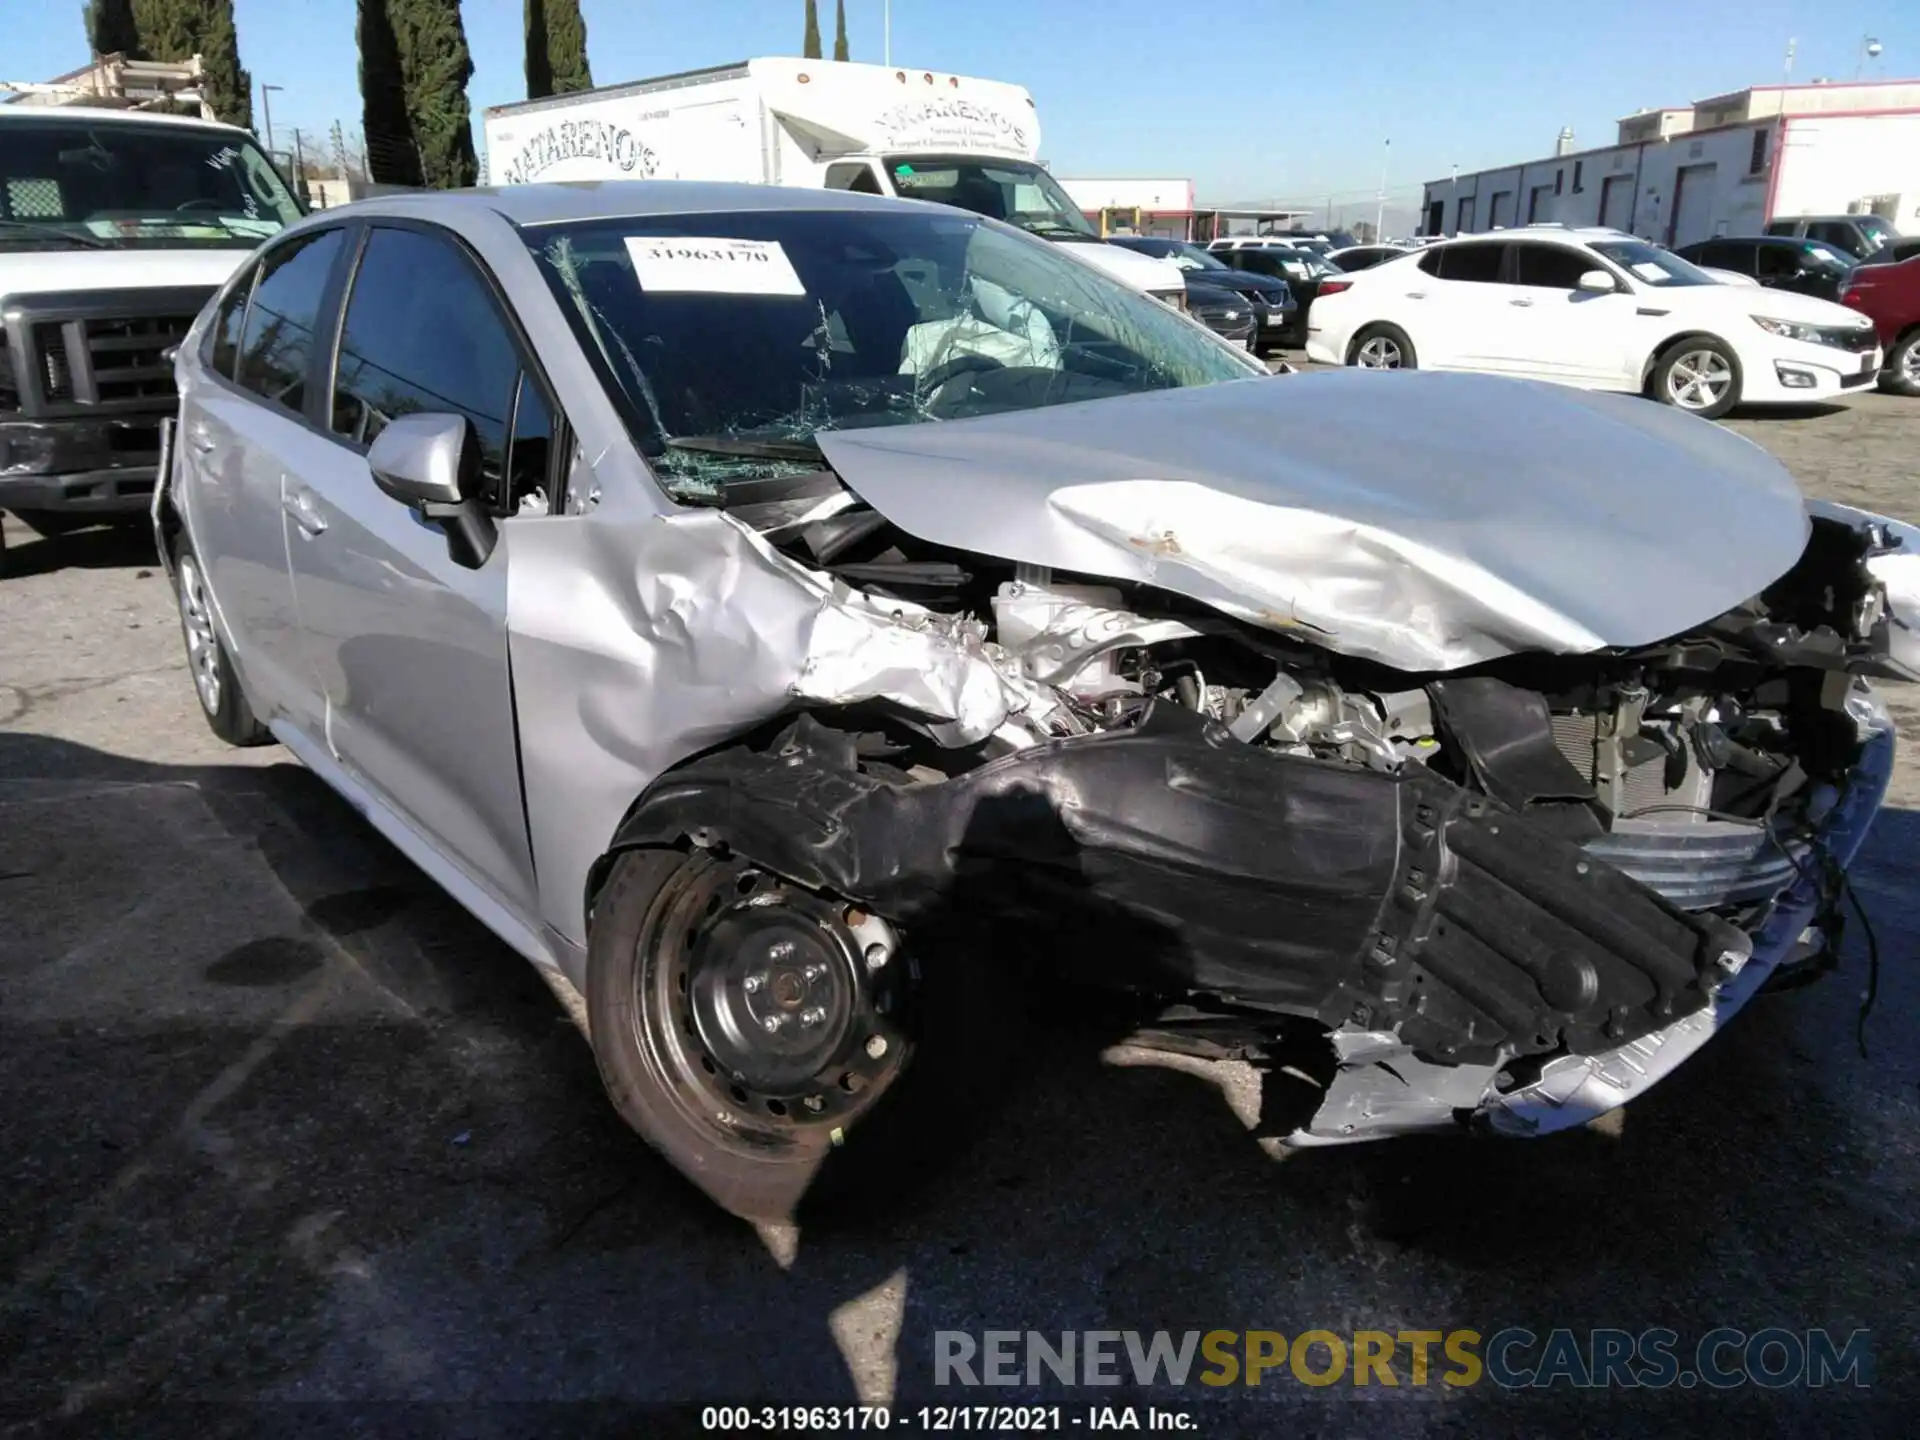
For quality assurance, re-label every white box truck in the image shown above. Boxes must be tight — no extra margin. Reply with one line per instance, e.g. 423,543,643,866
482,58,1187,306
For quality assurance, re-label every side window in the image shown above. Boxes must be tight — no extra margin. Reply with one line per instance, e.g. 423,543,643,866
1808,222,1850,249
1765,220,1795,237
207,264,257,379
1755,246,1798,280
1512,244,1593,288
330,226,523,502
1418,249,1443,276
1436,242,1505,283
825,162,883,195
235,228,345,412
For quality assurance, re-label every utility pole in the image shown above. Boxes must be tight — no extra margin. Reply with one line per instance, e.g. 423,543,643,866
1375,137,1390,241
289,126,308,200
260,82,283,155
1783,37,1797,83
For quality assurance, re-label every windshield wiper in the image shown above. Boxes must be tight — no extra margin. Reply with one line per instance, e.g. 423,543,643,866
661,434,825,461
0,219,114,250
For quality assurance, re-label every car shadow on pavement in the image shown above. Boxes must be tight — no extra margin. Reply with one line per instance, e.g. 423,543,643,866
1,732,1913,1431
0,518,159,579
1733,401,1853,422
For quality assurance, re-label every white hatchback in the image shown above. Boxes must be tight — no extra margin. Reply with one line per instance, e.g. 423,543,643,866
1305,228,1881,417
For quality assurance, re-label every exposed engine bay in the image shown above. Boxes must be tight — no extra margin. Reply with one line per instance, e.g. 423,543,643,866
603,467,1903,1145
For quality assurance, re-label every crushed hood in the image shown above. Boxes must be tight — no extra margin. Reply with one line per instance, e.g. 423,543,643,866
814,369,1812,672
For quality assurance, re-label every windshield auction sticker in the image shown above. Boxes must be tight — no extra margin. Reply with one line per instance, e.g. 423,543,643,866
625,236,806,296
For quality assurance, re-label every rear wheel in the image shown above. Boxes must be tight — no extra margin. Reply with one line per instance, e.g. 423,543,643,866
590,846,1008,1221
1348,323,1416,370
1650,336,1741,418
1880,331,1920,397
172,542,270,746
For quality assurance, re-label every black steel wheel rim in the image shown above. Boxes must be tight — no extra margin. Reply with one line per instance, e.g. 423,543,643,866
633,853,912,1150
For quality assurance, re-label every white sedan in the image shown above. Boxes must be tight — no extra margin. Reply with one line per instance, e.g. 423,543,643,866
1305,227,1880,417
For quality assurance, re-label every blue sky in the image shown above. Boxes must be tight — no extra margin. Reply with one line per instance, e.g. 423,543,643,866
10,0,1916,215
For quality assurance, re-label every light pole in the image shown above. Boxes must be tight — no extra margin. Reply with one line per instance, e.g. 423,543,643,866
260,83,283,155
1374,137,1390,241
1857,36,1883,79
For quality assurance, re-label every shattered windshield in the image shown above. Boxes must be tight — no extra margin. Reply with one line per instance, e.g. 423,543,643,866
882,155,1102,241
0,117,301,249
524,208,1264,502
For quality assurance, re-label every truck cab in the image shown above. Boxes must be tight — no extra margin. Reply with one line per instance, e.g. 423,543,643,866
0,103,301,559
482,58,1187,307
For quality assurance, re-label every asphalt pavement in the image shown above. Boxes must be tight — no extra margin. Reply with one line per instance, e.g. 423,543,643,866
2,387,1918,1436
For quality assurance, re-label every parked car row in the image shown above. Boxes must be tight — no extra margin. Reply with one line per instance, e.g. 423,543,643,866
1305,226,1881,418
1107,236,1295,352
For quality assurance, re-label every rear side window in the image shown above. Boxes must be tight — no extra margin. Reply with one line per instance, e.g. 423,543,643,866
1430,242,1505,283
1765,220,1796,237
1808,222,1853,250
207,265,257,379
1512,244,1592,288
330,225,523,500
1756,246,1800,280
235,229,346,413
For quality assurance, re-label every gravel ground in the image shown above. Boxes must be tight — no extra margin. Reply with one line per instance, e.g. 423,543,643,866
2,390,1918,1436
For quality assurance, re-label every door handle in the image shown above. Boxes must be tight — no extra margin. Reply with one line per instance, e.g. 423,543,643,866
1508,298,1534,307
282,487,328,537
1404,291,1427,300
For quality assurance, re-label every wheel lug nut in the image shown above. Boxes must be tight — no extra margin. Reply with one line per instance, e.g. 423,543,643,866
864,943,888,971
804,963,826,982
762,1014,784,1033
743,973,766,994
865,1034,888,1059
800,1007,826,1028
769,940,795,960
803,1095,825,1113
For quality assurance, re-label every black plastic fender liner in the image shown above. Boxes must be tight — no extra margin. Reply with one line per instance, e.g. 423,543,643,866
604,702,1749,1066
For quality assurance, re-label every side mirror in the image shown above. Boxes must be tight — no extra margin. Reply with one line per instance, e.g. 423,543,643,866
367,412,497,569
1576,269,1616,293
368,411,474,506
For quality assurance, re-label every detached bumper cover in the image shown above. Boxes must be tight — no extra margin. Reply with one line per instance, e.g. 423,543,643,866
611,703,1749,1067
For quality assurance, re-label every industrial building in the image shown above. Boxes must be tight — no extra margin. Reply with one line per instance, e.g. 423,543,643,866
1421,78,1920,247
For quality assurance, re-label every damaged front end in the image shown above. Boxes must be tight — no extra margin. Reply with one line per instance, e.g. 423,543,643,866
593,487,1903,1146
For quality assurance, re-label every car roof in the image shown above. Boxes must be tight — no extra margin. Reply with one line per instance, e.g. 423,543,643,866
313,179,920,229
0,104,253,138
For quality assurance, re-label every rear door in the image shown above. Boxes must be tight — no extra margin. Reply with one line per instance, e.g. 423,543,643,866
177,227,350,735
286,221,557,914
1407,241,1511,370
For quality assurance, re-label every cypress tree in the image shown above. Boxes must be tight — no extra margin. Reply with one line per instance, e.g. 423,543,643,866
526,0,593,100
83,0,140,55
833,0,848,61
357,0,478,190
82,1,252,127
803,0,821,60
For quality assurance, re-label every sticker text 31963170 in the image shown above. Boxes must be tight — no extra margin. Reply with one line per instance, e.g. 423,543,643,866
624,237,807,296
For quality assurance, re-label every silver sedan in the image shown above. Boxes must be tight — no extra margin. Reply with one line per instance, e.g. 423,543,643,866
159,181,1905,1221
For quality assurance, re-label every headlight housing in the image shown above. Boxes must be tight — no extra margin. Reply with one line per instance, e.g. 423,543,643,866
1753,315,1824,344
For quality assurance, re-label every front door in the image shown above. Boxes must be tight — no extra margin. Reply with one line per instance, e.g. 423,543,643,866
286,222,552,915
1498,242,1646,386
177,227,349,733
